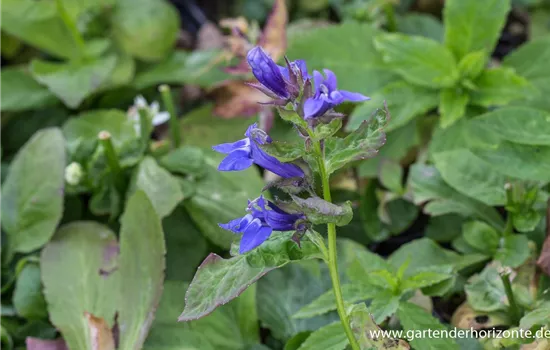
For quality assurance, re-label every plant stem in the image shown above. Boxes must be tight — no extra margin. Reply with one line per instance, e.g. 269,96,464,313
138,108,151,153
384,3,398,33
499,267,522,324
311,137,360,350
159,85,181,148
503,183,514,236
98,131,124,192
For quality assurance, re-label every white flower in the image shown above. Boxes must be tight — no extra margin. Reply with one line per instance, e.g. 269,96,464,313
65,162,84,186
127,95,170,135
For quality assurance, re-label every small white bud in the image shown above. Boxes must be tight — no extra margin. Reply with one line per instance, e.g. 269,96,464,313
64,162,84,186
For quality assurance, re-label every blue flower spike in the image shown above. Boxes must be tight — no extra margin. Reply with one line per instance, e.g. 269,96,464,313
219,195,305,253
212,123,304,178
303,69,370,120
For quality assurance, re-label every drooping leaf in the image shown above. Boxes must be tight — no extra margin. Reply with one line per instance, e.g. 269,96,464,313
131,157,184,218
470,67,533,108
325,106,389,175
0,67,58,112
13,263,48,320
296,322,347,350
2,128,65,254
41,222,119,350
178,232,320,321
286,22,399,95
443,0,511,60
439,87,469,128
374,33,459,88
118,191,166,350
30,56,117,108
290,196,353,227
112,0,179,61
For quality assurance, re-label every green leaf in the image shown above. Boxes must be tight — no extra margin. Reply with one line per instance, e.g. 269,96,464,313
159,146,206,177
495,235,531,268
397,13,444,42
465,265,506,312
439,87,469,128
2,128,65,254
0,67,58,112
0,0,81,59
349,303,410,350
325,106,389,175
369,293,401,323
184,153,265,248
134,50,233,89
178,232,321,321
41,222,119,350
520,304,550,330
112,0,179,61
374,33,459,88
297,322,347,350
13,263,48,320
425,214,465,243
470,67,533,107
260,141,305,162
118,191,166,350
433,149,508,206
131,156,184,218
397,302,459,350
287,22,399,95
512,210,541,233
462,221,500,255
348,81,439,133
400,266,454,292
379,160,404,194
457,50,487,80
257,262,335,341
30,56,117,108
315,118,342,140
408,164,505,230
470,107,550,146
443,0,511,60
290,196,353,227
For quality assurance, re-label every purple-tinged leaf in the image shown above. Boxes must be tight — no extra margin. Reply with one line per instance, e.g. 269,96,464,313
26,338,68,350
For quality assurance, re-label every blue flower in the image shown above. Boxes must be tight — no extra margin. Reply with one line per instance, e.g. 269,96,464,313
303,69,370,120
220,195,305,253
246,46,309,100
213,123,305,178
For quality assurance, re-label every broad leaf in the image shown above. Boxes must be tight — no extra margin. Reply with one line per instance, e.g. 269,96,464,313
465,265,506,312
457,50,487,80
439,87,469,128
178,232,321,321
297,322,347,350
520,304,550,330
132,157,183,218
30,56,117,108
286,22,399,95
159,146,206,177
290,196,353,227
369,293,401,323
379,160,404,194
0,67,58,112
397,13,444,42
41,222,119,350
444,0,511,60
112,0,179,61
462,221,500,255
400,266,454,291
347,81,439,132
470,67,533,107
325,106,388,175
494,235,531,268
13,263,48,320
398,302,459,350
118,191,166,350
2,128,65,254
260,141,305,162
408,164,505,230
374,33,459,88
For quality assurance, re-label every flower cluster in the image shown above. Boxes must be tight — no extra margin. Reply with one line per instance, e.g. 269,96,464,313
214,46,369,253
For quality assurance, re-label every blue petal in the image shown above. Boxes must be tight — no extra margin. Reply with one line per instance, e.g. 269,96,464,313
313,70,324,92
219,214,254,233
250,141,304,178
218,150,254,171
328,90,345,105
212,138,249,154
295,60,309,80
247,47,289,99
239,220,272,253
323,69,338,91
304,97,330,120
339,90,370,102
265,209,300,231
278,65,289,80
245,123,258,138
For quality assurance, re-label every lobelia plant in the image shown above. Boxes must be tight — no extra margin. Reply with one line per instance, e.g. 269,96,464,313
178,46,394,349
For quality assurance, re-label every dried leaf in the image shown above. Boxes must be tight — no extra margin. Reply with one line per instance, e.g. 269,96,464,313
257,0,288,60
211,81,270,118
85,313,115,350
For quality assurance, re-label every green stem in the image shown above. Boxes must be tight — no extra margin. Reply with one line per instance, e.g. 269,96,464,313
311,135,360,350
503,183,514,236
499,268,522,324
384,3,397,32
159,85,181,148
98,131,124,192
138,108,151,153
55,0,86,55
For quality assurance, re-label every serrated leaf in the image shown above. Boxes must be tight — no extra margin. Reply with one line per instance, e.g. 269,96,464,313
439,87,469,128
326,107,388,175
297,322,347,350
462,221,500,255
260,141,305,162
457,50,487,80
315,119,342,139
132,157,183,218
495,235,531,268
0,66,58,112
30,56,117,108
397,302,458,350
400,266,454,292
374,33,459,88
470,107,550,146
369,293,401,323
41,222,119,350
347,81,439,133
470,67,533,107
407,164,505,230
178,233,320,321
444,0,511,60
2,128,65,254
290,196,353,226
118,191,166,350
